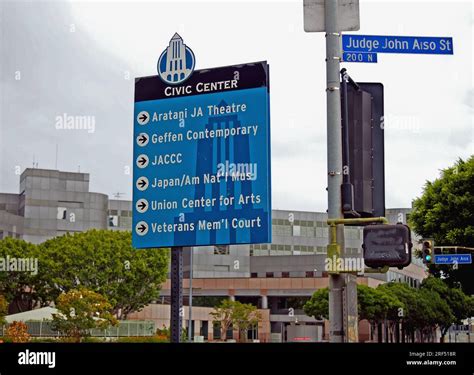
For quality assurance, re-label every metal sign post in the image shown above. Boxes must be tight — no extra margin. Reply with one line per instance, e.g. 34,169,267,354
170,247,183,343
188,247,193,342
133,35,272,344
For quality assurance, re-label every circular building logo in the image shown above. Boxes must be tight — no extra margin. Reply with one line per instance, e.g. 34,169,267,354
157,33,195,85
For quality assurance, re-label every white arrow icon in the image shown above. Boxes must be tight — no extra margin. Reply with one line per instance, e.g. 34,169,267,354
136,154,149,169
135,221,149,236
136,177,149,191
136,198,149,213
136,133,149,147
137,111,150,125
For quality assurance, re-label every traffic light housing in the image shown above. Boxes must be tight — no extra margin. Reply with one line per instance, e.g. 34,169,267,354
341,81,385,220
362,224,412,268
422,239,433,265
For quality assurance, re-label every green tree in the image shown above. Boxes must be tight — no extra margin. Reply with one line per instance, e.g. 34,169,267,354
232,302,261,342
0,295,8,325
421,276,474,342
210,299,234,340
37,230,169,318
377,282,420,341
417,288,453,343
358,285,403,342
0,238,47,313
305,285,404,342
210,299,262,342
409,156,474,293
377,282,453,343
303,288,329,320
305,283,455,343
51,288,118,342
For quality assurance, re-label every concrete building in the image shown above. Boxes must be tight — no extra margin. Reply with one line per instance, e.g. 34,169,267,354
0,169,107,243
0,168,427,342
0,168,130,243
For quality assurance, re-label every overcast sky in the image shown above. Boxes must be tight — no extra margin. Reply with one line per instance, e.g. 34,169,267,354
0,0,472,212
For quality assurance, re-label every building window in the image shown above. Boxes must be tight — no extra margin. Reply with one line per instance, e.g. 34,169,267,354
305,271,315,278
316,246,326,254
292,225,301,236
226,325,234,340
214,245,229,255
214,265,230,272
200,321,208,340
282,272,290,278
266,272,274,278
109,215,119,227
57,207,67,220
251,272,258,278
247,324,258,341
213,322,221,340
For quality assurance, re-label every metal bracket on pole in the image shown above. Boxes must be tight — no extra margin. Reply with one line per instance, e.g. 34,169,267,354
326,217,389,274
363,265,389,274
327,217,388,226
170,247,183,343
340,68,361,91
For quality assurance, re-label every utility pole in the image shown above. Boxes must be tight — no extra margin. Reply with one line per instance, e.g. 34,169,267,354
325,0,345,343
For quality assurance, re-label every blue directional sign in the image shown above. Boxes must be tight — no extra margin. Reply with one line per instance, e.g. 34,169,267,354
132,61,271,249
434,254,472,265
342,51,377,63
342,34,453,55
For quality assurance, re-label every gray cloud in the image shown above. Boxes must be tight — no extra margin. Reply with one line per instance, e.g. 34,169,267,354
0,1,134,198
1,0,472,212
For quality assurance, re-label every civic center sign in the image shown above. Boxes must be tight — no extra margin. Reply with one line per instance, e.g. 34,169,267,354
132,34,271,249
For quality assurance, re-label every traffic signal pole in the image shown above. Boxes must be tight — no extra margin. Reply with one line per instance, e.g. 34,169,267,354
325,0,345,343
